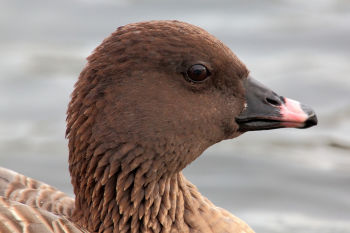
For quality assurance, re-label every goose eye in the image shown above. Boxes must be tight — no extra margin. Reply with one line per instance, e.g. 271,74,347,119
186,64,210,82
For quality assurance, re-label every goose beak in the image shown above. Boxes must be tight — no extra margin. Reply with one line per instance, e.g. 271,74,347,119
236,76,318,132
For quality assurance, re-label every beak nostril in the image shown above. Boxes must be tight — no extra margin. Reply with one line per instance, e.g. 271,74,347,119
266,97,281,106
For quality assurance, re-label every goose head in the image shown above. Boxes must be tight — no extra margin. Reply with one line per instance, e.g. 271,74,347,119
66,20,317,232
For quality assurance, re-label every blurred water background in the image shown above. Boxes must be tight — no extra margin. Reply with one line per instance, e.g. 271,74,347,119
1,0,350,232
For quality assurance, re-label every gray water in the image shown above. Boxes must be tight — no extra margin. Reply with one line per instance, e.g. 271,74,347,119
1,0,350,232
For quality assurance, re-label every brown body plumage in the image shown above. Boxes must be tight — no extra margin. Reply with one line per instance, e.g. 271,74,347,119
0,20,317,233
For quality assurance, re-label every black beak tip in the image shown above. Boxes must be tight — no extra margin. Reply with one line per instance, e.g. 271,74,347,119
301,114,318,129
300,104,318,128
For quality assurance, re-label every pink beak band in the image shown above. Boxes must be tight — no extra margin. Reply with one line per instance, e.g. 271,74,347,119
236,76,317,132
279,97,316,128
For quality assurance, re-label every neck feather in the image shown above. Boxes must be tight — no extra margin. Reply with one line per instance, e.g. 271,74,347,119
70,143,209,233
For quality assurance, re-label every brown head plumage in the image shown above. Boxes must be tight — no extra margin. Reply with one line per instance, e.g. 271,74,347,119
66,20,251,233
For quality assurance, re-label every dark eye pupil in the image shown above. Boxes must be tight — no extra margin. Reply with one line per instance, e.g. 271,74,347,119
187,64,209,82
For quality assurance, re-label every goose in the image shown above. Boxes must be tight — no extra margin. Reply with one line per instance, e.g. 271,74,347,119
0,20,317,233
